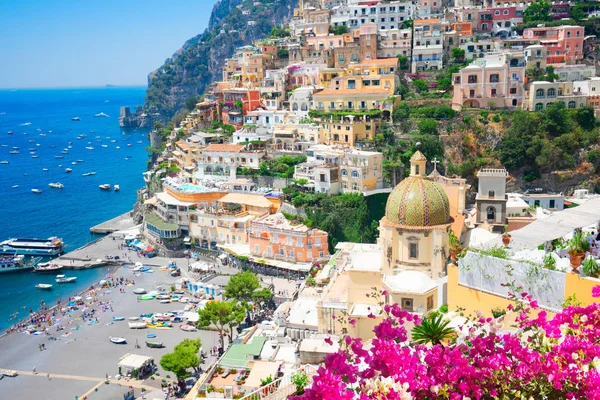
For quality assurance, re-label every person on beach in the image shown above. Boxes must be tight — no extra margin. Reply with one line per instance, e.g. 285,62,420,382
33,366,37,374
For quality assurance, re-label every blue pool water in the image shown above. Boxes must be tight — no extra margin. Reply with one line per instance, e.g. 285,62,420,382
0,87,149,330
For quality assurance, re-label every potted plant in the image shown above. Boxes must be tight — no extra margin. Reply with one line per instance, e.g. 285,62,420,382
582,256,600,278
449,231,462,262
501,226,511,246
543,253,557,270
568,232,590,273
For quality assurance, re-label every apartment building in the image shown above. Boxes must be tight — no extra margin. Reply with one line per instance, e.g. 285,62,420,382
412,19,445,72
195,144,266,181
524,81,588,111
343,58,399,96
170,140,200,169
451,53,526,110
478,6,522,36
330,1,414,31
317,114,379,146
249,213,330,264
523,26,585,64
377,28,412,58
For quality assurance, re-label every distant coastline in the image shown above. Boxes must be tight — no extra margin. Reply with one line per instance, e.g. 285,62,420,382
0,84,148,91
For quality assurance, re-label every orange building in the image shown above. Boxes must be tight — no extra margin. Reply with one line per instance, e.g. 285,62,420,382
249,213,330,264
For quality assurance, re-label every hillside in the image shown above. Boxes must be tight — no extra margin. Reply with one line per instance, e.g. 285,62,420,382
137,0,297,126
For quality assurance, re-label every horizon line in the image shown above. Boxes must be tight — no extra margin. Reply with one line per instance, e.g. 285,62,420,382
0,84,148,90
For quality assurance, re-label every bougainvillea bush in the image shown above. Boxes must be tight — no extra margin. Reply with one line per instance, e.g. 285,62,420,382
294,287,600,399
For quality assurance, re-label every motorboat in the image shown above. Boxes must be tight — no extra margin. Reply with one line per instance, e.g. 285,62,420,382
133,288,147,295
9,150,19,154
31,188,42,194
77,159,84,163
55,274,76,283
86,146,94,150
71,162,77,165
7,131,13,135
55,155,64,159
180,324,197,332
128,322,147,329
65,168,72,173
99,184,111,191
33,262,63,272
137,140,142,144
127,144,132,147
0,161,8,164
114,185,120,191
111,140,117,143
31,155,39,159
94,112,109,117
82,172,96,176
109,337,126,344
112,316,125,321
71,117,80,121
128,316,140,321
49,182,64,189
35,284,53,290
101,144,108,148
42,168,49,172
145,340,164,349
0,255,33,273
115,146,120,149
11,185,18,188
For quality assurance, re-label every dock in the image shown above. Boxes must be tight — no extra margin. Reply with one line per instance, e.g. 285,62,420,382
89,211,136,234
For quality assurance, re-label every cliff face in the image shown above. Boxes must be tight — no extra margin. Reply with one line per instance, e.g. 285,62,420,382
137,0,297,126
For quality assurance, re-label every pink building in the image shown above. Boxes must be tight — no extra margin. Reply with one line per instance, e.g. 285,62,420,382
478,7,522,36
452,53,525,110
523,26,584,64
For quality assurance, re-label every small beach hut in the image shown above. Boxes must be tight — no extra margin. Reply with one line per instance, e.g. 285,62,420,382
118,354,154,379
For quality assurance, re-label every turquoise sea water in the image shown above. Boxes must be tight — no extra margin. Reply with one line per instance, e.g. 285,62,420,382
0,87,149,330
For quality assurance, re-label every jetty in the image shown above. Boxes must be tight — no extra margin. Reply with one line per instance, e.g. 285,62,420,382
89,211,135,234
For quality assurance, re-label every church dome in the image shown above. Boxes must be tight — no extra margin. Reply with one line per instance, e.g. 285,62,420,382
385,176,451,227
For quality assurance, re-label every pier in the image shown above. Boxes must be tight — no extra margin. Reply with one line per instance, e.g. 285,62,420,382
89,211,136,234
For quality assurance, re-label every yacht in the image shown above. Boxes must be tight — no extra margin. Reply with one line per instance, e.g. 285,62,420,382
49,182,64,189
11,185,18,188
55,274,77,283
43,168,49,172
7,131,13,135
31,155,39,159
101,144,108,148
71,117,80,121
127,144,132,147
114,185,120,192
0,160,8,164
31,188,42,194
115,146,120,149
34,262,63,272
0,238,64,256
86,146,94,150
0,255,32,273
94,112,109,118
77,159,84,163
65,168,72,173
99,184,111,191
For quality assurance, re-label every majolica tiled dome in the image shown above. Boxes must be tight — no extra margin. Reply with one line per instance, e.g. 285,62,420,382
385,176,451,227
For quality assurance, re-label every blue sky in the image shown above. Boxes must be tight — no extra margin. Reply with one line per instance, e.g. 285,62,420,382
0,0,217,88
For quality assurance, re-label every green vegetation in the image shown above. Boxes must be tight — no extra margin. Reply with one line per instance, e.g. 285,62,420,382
392,103,456,120
308,109,382,119
411,313,455,346
160,338,202,380
329,25,348,35
249,155,307,178
224,271,272,303
198,301,246,351
523,0,552,23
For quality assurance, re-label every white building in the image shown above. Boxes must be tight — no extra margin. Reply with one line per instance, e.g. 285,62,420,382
195,144,266,181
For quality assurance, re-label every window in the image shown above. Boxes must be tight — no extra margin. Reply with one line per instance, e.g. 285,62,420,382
547,88,556,98
273,233,278,242
577,31,581,37
481,23,488,30
534,200,540,207
549,199,556,208
348,79,356,89
341,169,348,176
512,99,518,106
536,88,545,98
401,298,414,312
503,10,509,15
347,101,353,108
491,88,497,97
510,88,517,94
289,250,295,258
488,190,495,198
352,170,359,178
535,103,544,111
487,206,496,221
568,101,576,109
287,236,292,245
427,295,434,311
409,242,418,259
468,75,477,84
567,31,571,38
490,74,499,83
371,79,380,86
254,244,260,254
319,250,325,257
494,10,500,15
339,54,345,62
279,248,284,255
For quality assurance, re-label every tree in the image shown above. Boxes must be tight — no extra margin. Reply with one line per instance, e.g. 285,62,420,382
417,119,438,135
412,79,429,93
411,313,455,346
383,159,404,186
277,47,289,58
252,287,274,304
198,301,246,351
571,7,585,22
436,77,453,92
523,0,552,23
397,55,409,71
330,25,348,35
185,96,200,111
451,48,465,62
160,338,202,381
225,271,261,301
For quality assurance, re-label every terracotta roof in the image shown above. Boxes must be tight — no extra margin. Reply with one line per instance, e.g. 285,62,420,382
415,19,440,24
220,193,273,208
204,144,245,152
314,87,389,96
176,140,190,150
358,58,399,66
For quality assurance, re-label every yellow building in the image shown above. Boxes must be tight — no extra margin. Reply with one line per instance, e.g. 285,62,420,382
343,58,399,96
317,115,379,147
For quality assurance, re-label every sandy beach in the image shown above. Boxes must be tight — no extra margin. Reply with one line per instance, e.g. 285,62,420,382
0,234,222,400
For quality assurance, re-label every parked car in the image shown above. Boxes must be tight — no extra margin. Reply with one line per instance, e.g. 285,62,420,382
170,269,181,277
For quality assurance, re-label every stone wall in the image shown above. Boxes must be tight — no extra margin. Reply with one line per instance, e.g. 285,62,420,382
237,175,290,190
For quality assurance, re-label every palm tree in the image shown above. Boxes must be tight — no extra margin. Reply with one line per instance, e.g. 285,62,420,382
411,313,455,346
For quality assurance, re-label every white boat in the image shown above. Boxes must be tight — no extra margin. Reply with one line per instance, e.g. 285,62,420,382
101,144,108,148
11,185,18,188
77,159,83,163
86,146,94,150
42,168,48,172
49,182,64,189
71,117,80,121
111,140,117,143
65,168,72,173
55,155,64,159
127,144,132,147
137,140,142,144
94,112,109,118
0,161,8,164
31,155,39,159
31,188,42,194
0,255,33,273
9,150,19,154
35,284,53,290
71,162,77,165
114,185,120,191
99,184,111,191
109,337,126,344
128,322,148,329
55,274,77,283
34,262,63,272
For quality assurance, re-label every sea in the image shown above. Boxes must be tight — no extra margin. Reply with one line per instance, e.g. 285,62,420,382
0,87,150,331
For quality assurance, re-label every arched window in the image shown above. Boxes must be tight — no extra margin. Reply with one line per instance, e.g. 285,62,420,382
568,101,576,109
292,103,298,111
341,169,348,176
487,206,496,221
301,103,308,111
535,103,544,111
547,88,556,97
536,88,545,98
351,170,359,178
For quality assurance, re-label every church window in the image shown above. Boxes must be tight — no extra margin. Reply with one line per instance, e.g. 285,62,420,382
409,242,418,259
488,190,495,198
487,206,496,221
401,298,414,312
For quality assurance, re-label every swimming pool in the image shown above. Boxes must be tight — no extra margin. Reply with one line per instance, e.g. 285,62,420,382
177,183,211,193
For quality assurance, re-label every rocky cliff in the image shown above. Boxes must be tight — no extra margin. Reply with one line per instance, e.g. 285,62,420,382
133,0,297,127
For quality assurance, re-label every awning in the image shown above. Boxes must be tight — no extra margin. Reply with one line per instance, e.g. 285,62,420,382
119,354,153,370
144,246,155,252
484,198,600,250
183,311,199,322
